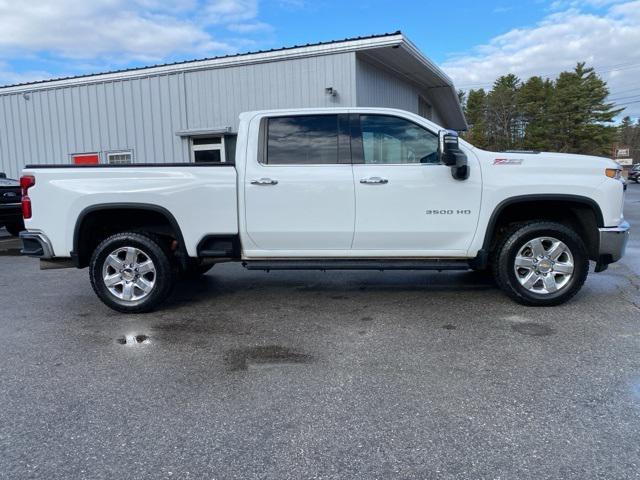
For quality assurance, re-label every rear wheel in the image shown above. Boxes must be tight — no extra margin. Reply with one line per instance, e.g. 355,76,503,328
493,222,589,306
90,232,175,313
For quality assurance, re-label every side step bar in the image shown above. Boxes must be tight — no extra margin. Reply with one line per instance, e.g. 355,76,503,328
242,259,472,271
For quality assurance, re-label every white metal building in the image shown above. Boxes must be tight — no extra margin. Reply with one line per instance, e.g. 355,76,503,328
0,32,466,179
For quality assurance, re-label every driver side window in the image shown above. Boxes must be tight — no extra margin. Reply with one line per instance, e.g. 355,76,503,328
360,115,439,165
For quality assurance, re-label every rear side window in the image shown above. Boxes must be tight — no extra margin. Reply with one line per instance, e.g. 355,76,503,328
266,115,339,165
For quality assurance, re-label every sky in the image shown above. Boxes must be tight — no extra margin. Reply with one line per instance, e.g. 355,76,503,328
0,0,638,117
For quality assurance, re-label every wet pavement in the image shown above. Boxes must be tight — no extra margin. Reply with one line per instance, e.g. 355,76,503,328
1,187,639,479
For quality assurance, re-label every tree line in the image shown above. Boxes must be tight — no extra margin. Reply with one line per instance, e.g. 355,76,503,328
618,116,640,163
459,62,629,157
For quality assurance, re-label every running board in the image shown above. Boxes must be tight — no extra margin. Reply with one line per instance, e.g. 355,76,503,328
242,259,472,271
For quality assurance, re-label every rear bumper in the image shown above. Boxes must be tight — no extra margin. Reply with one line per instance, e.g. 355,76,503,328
19,231,54,259
595,221,630,271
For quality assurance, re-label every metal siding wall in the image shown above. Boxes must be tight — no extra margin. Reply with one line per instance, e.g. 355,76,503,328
0,74,187,178
184,52,356,131
356,57,420,114
0,53,357,178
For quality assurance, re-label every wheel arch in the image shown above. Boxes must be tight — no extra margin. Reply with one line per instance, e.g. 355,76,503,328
72,203,188,268
482,194,604,261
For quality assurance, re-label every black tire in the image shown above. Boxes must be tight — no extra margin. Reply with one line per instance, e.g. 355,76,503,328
89,232,175,313
5,221,24,237
492,221,589,306
180,259,214,279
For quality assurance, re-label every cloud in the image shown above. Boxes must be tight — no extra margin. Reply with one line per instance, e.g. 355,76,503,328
204,0,259,23
0,0,267,62
549,0,627,10
0,61,52,86
442,0,640,117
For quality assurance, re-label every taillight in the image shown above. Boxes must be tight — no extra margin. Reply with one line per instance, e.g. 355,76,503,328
20,175,35,219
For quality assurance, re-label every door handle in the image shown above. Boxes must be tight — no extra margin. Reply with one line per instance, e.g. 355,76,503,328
251,178,278,186
360,177,388,185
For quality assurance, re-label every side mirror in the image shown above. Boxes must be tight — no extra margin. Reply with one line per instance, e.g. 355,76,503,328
438,130,469,181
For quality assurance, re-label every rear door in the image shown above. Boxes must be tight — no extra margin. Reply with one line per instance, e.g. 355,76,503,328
351,114,481,254
243,114,355,254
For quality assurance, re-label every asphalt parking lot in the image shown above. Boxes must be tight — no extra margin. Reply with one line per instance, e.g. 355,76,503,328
1,187,639,480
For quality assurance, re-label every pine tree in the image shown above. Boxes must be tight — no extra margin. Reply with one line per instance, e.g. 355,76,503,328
486,74,521,151
463,89,489,148
518,76,552,151
546,63,622,155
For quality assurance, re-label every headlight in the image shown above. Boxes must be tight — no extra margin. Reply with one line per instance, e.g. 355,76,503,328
605,168,622,180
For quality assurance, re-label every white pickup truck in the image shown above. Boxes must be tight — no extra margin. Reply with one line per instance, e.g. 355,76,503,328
19,108,629,313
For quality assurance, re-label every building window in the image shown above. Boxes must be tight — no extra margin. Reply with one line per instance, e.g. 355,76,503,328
191,136,225,163
106,151,133,165
71,153,100,165
419,96,433,120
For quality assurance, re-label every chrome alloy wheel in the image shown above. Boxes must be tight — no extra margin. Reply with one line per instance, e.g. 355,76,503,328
102,246,156,302
513,236,575,294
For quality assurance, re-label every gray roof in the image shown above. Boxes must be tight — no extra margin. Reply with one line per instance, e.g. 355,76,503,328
0,32,404,90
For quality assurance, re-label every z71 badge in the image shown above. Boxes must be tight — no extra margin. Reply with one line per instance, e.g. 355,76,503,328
493,158,523,165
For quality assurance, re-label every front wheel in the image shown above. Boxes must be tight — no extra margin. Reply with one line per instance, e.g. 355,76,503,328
492,222,589,306
90,232,175,313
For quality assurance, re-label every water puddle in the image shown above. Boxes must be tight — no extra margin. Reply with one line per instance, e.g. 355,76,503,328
224,345,313,371
116,334,150,345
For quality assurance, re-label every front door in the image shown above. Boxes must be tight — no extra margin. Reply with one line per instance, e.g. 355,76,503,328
351,114,481,255
244,114,355,255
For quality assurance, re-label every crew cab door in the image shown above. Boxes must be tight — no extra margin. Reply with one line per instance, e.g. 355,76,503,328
351,114,481,255
243,114,355,254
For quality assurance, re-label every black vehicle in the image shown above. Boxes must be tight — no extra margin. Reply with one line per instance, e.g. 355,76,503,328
0,173,24,236
629,164,640,183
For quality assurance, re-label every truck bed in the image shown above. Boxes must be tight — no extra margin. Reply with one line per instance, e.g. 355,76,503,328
21,163,238,258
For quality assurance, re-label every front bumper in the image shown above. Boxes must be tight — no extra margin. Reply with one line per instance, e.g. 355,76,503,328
595,221,630,272
19,231,54,259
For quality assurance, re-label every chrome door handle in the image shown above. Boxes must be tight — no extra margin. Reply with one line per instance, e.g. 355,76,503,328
251,178,278,185
360,177,388,185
